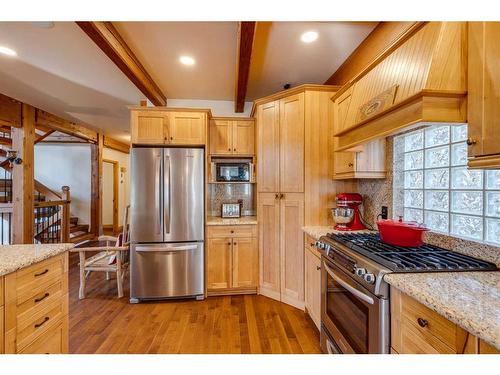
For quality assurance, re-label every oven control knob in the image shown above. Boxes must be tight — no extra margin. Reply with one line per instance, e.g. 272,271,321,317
363,273,376,284
354,267,366,277
324,244,331,252
315,241,324,249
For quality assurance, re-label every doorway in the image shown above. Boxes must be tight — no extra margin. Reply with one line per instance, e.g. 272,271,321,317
102,159,119,234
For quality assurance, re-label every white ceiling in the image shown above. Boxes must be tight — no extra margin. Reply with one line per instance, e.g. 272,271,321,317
0,22,143,141
247,22,378,99
0,21,377,140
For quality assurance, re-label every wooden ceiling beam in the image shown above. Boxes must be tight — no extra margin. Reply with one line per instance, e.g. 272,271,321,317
103,136,130,154
35,109,98,143
234,22,256,113
76,21,166,106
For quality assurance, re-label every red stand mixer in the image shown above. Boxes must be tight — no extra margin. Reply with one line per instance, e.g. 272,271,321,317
332,193,366,231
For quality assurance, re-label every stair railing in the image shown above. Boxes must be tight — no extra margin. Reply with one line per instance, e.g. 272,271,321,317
0,202,13,245
33,186,71,244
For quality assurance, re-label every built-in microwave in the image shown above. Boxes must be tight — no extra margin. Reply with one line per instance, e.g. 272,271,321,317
210,159,254,183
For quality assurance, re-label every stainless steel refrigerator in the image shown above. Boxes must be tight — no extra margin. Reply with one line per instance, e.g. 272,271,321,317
129,147,205,303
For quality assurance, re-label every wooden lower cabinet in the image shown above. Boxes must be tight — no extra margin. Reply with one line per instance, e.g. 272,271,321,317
2,253,69,354
391,287,499,354
304,246,321,330
258,192,305,309
206,225,258,295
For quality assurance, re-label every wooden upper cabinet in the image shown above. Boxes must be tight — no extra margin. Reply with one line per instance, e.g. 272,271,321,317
210,119,233,154
232,120,255,155
279,93,305,193
131,110,169,144
209,119,255,156
468,22,500,168
258,192,281,298
169,112,206,145
232,237,258,288
257,101,280,192
333,139,386,179
207,238,232,290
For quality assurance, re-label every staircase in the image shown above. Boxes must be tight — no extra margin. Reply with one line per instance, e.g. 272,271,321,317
0,125,94,244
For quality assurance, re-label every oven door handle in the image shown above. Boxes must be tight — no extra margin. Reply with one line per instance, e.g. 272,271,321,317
324,263,375,305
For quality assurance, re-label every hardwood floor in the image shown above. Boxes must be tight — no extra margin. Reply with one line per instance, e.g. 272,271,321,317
68,254,322,354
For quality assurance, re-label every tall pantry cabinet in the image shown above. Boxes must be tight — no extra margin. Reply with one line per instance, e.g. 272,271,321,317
254,85,339,309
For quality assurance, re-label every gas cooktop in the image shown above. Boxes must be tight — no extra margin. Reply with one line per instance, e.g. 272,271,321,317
325,233,498,273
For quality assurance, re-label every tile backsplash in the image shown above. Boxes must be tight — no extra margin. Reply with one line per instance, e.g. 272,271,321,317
358,132,500,267
208,183,256,217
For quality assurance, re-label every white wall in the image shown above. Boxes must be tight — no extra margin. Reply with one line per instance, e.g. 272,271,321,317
166,99,253,117
35,144,92,224
103,148,130,227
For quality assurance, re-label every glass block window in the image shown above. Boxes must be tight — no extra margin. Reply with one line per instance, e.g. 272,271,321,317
400,124,500,246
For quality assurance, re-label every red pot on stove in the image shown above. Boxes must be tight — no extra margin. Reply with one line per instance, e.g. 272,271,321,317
377,217,429,247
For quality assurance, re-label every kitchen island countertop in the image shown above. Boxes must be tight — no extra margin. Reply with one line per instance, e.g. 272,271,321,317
0,243,74,277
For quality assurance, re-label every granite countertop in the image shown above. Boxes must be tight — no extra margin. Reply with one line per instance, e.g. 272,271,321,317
384,271,500,350
0,243,74,277
207,216,257,226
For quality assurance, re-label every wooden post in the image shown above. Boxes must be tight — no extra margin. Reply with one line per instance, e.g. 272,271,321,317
90,133,103,237
11,104,35,244
61,186,71,243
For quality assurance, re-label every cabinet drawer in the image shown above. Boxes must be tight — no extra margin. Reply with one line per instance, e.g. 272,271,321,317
400,293,457,350
16,277,66,321
16,295,68,351
16,256,64,294
207,225,257,239
19,320,65,354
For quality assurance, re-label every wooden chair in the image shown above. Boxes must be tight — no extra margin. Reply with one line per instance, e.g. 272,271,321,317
71,206,130,299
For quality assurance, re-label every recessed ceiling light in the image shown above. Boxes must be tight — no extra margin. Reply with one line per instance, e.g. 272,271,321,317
0,46,17,57
179,56,195,66
300,31,318,43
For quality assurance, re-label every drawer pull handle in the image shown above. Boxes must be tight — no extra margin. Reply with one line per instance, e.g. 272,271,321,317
417,317,428,328
34,316,50,328
310,242,315,247
34,292,50,303
34,269,49,277
231,230,234,233
316,266,321,270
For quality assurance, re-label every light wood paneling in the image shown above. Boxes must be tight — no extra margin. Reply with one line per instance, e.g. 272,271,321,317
207,238,232,290
169,112,206,145
256,101,280,192
209,119,233,155
131,110,168,144
258,193,281,299
467,22,500,168
279,193,304,309
233,120,255,155
479,340,500,354
325,22,422,85
279,93,304,193
232,237,258,288
304,247,321,330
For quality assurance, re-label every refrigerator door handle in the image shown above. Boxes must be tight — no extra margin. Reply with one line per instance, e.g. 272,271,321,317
164,154,171,234
155,152,162,236
135,244,198,252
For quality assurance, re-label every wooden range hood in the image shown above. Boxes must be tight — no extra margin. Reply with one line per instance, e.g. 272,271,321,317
333,22,467,151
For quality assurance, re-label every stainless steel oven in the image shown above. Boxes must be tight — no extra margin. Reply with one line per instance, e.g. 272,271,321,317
320,256,389,354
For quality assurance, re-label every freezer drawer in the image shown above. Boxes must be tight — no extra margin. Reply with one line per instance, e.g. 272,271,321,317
130,242,204,300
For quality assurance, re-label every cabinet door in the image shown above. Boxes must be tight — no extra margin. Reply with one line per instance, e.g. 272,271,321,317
258,193,281,299
232,237,258,288
280,193,305,308
333,151,355,176
0,305,3,354
468,22,500,158
232,120,255,155
333,86,354,134
304,248,321,329
207,238,232,290
131,111,168,144
279,93,304,193
169,112,206,145
256,101,280,192
209,119,233,155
